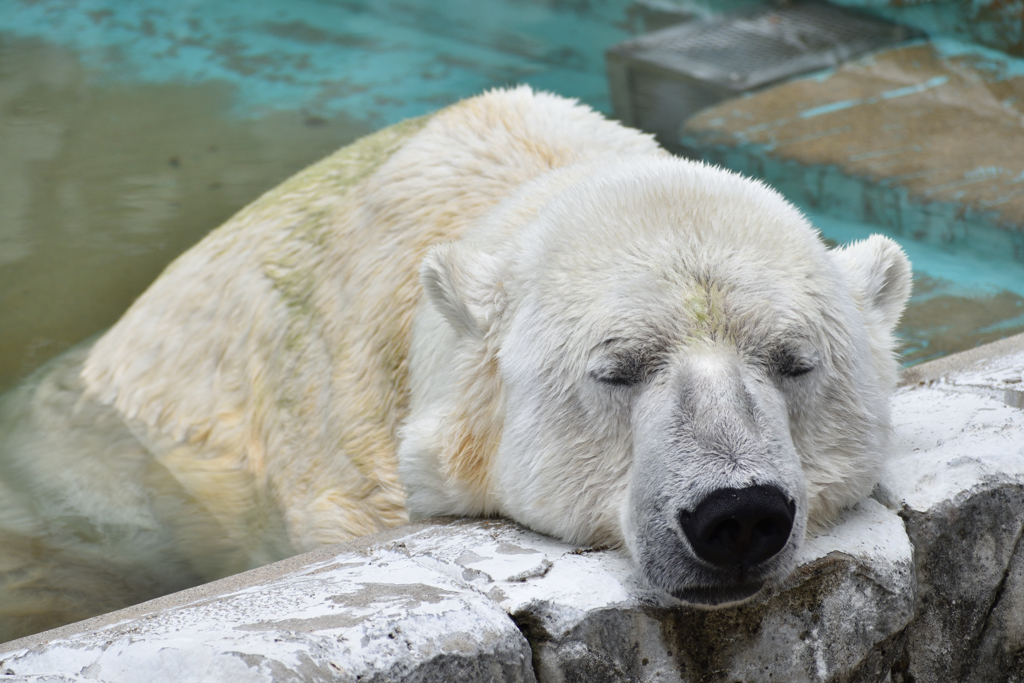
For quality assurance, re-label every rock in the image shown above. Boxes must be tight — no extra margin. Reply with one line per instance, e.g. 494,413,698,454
962,539,1024,683
882,334,1024,682
0,505,914,682
494,499,914,683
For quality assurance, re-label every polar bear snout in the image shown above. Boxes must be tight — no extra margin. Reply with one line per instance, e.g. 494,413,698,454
679,485,796,568
619,347,809,607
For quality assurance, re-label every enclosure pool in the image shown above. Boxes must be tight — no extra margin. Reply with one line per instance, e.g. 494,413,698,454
1,0,1023,395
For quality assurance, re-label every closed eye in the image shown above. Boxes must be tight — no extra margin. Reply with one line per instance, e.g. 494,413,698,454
590,354,646,387
588,335,668,388
772,348,816,378
588,338,660,388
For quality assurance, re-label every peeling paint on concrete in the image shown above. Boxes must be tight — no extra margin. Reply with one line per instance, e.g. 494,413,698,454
796,74,949,120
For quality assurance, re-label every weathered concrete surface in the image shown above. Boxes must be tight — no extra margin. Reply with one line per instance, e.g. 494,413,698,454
0,504,914,682
901,329,1024,409
681,40,1024,261
0,521,538,683
883,331,1024,682
828,0,1024,58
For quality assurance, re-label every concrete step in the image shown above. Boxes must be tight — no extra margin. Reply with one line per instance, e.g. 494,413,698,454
607,2,918,149
681,39,1024,259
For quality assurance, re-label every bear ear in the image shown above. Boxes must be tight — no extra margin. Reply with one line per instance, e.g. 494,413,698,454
832,234,912,331
421,242,504,338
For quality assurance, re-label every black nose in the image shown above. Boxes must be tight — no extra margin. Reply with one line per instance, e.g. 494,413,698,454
679,485,796,567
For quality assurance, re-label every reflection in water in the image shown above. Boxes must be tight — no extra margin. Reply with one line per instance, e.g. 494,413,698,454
0,36,369,394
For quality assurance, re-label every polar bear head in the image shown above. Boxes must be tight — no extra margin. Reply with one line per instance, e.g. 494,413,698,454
404,156,911,606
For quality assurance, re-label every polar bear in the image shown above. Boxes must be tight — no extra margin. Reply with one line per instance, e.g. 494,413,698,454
0,86,911,641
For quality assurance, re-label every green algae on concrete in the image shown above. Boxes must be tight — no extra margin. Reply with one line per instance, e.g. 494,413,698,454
682,41,1024,260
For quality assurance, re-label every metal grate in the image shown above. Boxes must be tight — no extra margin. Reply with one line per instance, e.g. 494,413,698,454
607,2,921,146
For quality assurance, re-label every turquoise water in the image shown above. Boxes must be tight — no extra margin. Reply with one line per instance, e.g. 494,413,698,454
0,0,639,393
0,0,1022,391
813,211,1024,299
2,0,633,123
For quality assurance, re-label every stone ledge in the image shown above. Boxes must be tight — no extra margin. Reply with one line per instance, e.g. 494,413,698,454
900,330,1024,410
1,503,913,682
881,331,1024,682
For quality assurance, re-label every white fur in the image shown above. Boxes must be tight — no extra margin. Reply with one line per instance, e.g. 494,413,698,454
0,87,910,639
